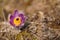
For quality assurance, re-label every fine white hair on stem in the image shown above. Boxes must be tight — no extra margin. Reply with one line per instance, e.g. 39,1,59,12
8,14,11,22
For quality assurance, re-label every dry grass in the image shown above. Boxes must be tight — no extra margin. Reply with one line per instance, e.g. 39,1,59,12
0,0,60,40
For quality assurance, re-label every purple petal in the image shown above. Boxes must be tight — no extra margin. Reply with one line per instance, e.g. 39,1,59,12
10,15,13,20
19,14,25,23
9,15,15,26
14,10,19,16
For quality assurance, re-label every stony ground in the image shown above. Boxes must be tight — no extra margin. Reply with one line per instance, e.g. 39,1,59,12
0,0,60,40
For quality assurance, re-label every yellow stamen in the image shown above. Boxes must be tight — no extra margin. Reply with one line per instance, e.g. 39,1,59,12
14,17,21,26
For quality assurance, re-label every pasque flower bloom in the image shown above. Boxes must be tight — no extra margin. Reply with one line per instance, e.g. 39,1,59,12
8,10,26,28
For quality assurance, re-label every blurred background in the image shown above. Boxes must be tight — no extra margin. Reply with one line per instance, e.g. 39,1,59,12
0,0,60,40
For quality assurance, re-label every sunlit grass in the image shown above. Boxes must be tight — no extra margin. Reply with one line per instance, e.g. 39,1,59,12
15,30,37,40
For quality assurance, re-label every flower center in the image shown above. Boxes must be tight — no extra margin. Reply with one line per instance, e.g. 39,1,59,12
13,17,22,26
16,18,19,21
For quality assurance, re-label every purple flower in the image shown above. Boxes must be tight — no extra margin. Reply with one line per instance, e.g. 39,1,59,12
8,10,26,28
